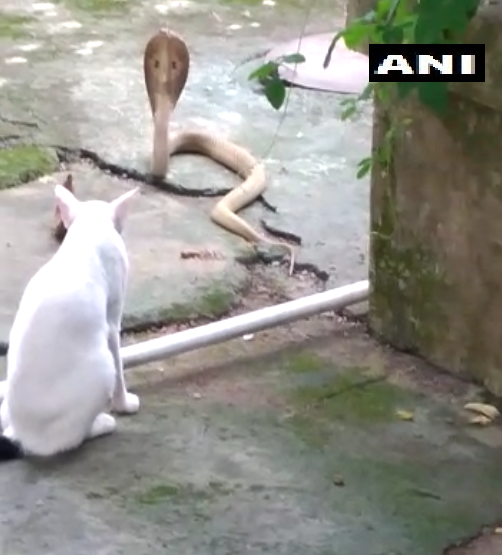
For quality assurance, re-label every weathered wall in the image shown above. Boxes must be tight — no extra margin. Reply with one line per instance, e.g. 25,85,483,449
361,5,502,394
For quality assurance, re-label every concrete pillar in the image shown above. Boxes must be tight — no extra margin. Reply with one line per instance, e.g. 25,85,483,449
367,5,502,394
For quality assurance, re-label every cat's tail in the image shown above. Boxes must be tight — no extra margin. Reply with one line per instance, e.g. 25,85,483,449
0,436,23,461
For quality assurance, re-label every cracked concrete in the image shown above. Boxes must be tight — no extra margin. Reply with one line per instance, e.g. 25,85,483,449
0,155,330,344
8,3,496,555
0,0,371,288
1,315,502,555
0,163,253,341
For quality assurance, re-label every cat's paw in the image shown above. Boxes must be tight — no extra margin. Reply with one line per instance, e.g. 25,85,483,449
113,392,140,415
88,413,117,439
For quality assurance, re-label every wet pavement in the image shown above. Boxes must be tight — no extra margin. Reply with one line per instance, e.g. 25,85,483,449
2,2,499,555
0,0,371,333
1,316,502,555
0,164,257,341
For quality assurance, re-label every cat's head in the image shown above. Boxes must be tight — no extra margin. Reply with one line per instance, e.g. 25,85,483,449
54,183,138,235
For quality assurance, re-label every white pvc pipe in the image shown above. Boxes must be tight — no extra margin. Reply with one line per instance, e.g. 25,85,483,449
121,280,369,369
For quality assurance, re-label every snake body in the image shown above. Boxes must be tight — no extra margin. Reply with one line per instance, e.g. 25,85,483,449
144,29,295,273
54,29,296,273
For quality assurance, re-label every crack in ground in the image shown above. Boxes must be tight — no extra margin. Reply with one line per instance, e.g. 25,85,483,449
0,135,25,147
54,145,278,212
236,251,329,281
443,520,502,554
0,117,39,129
93,260,328,336
260,219,302,245
0,138,332,356
2,134,306,244
0,302,235,355
0,256,329,357
0,261,329,357
1,133,278,211
54,146,308,245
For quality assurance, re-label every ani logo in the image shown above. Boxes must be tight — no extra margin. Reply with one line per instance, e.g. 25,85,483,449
369,44,485,82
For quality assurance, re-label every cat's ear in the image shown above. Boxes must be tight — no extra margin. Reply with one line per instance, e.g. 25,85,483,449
110,187,138,232
54,183,79,229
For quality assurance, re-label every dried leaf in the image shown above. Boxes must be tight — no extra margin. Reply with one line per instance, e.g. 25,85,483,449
396,409,414,421
332,475,345,487
463,402,500,421
468,414,492,426
180,249,225,260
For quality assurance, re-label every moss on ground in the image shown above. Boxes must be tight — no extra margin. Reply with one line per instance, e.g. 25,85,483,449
0,146,58,189
0,12,34,39
332,453,500,553
289,367,412,424
67,341,502,555
60,0,132,13
281,352,418,449
156,288,232,321
123,282,242,330
277,350,500,553
191,287,235,316
284,351,325,374
215,0,323,8
135,480,233,506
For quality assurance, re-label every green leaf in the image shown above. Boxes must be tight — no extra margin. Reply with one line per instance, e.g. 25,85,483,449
417,81,448,115
341,103,358,121
375,82,392,104
376,0,393,18
264,79,286,110
374,0,403,25
381,25,404,43
413,15,443,43
396,81,416,99
248,61,277,82
384,0,402,24
279,53,306,64
343,21,375,50
395,17,416,42
359,9,378,23
339,84,373,120
340,96,354,106
359,83,374,101
324,13,376,68
356,157,372,179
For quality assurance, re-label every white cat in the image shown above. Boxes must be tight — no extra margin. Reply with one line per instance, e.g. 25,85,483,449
0,182,140,460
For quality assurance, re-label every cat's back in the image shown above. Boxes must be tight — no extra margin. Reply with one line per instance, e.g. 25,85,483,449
23,252,106,316
11,226,121,347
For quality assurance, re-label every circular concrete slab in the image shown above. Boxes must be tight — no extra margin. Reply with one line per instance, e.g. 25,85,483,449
266,34,369,94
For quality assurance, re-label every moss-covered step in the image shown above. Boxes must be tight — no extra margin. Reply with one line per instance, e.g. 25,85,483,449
58,0,133,14
0,145,59,190
0,12,35,39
